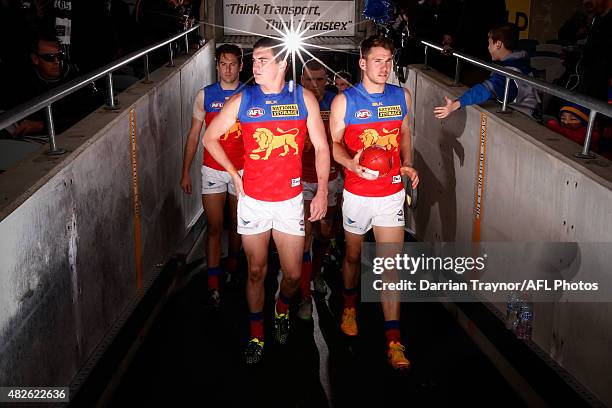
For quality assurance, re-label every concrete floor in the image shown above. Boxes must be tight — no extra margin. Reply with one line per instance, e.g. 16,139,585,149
111,243,524,408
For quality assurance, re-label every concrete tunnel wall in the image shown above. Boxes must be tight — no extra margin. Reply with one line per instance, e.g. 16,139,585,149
405,66,612,405
0,42,216,387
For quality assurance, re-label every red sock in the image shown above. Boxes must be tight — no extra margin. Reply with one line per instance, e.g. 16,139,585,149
208,267,221,290
208,275,219,290
385,329,401,344
343,287,357,309
250,312,264,341
385,320,401,344
275,293,290,315
300,252,312,300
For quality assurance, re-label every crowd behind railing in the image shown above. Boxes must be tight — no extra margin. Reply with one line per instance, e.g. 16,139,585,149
0,0,203,142
1,0,610,162
386,0,611,159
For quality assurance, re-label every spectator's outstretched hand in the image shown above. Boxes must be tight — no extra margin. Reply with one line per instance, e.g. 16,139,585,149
434,97,460,119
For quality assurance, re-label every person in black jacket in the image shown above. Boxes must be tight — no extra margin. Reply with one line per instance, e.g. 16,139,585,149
579,0,611,102
11,32,101,136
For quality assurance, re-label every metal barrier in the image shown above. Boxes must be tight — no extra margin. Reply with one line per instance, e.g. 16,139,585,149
0,25,201,155
420,40,612,159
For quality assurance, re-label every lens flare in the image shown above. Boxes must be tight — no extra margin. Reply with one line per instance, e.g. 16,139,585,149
283,28,304,54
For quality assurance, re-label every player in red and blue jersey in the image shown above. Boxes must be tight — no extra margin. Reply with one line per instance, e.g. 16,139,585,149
180,43,244,307
203,37,331,364
297,58,340,319
330,35,419,370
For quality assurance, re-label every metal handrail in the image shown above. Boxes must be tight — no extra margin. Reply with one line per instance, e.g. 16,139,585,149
420,39,612,159
0,24,201,155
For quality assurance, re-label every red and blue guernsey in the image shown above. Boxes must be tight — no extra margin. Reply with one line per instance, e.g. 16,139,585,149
302,90,338,184
238,82,308,202
203,82,244,171
343,83,408,197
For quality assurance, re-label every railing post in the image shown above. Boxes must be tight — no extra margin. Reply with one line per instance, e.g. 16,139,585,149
423,45,429,70
44,105,66,155
575,110,597,159
105,72,118,110
500,76,512,113
452,57,461,87
184,33,189,55
143,53,152,83
167,43,175,67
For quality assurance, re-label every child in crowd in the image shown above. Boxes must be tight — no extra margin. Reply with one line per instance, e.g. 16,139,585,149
545,102,600,148
434,23,541,119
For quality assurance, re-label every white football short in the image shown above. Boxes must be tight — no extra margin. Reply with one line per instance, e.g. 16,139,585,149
201,166,243,196
342,189,405,235
237,193,305,236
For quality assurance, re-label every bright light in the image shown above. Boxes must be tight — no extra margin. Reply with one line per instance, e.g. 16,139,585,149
197,15,363,91
283,28,304,53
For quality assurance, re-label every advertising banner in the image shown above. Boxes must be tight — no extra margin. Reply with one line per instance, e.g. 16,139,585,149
223,0,356,37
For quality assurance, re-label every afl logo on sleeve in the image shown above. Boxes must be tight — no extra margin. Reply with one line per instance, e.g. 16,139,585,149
355,109,373,119
247,107,265,118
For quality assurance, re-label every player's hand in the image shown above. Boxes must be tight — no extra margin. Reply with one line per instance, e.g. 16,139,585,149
309,190,328,222
349,149,377,180
401,166,419,189
230,170,245,198
434,96,460,119
180,173,192,194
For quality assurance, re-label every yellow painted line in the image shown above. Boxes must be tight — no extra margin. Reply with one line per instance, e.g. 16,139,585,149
472,113,488,242
129,107,143,289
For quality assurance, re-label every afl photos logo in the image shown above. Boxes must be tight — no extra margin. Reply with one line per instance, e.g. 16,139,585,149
210,101,224,109
247,107,265,118
355,109,372,119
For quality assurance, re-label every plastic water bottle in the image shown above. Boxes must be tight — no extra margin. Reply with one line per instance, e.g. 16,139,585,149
516,300,533,340
505,291,520,332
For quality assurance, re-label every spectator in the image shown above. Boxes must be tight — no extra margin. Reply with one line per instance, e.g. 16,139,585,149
334,70,352,91
434,24,541,119
10,31,101,136
558,8,590,44
579,0,612,102
546,102,600,148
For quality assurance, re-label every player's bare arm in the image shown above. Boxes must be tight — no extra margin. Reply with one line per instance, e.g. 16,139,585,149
330,93,376,180
180,89,205,194
203,92,244,195
399,88,419,189
303,88,330,222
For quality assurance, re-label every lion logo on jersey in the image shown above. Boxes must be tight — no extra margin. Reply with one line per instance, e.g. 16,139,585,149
250,127,300,160
220,121,242,141
358,127,399,150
